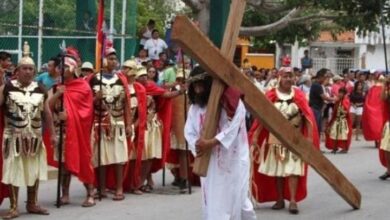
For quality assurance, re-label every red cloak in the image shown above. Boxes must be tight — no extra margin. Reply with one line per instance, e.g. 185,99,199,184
122,82,147,190
362,85,386,141
379,101,390,168
142,81,173,173
45,78,95,184
325,96,352,151
248,88,319,203
0,109,9,205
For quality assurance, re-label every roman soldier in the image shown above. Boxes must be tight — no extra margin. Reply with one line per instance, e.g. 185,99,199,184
0,48,56,218
135,67,185,192
121,60,147,194
379,78,390,180
46,48,96,207
362,74,387,147
249,67,319,214
167,67,191,190
89,47,132,200
325,87,352,153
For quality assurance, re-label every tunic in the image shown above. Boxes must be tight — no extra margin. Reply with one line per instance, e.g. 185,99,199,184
249,88,319,203
381,94,390,152
184,101,256,220
381,122,390,152
329,104,349,141
2,80,48,187
142,95,162,160
259,89,304,177
90,73,128,166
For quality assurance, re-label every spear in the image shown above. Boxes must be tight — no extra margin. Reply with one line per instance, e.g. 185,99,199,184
56,40,66,208
380,0,389,76
96,0,105,200
180,50,192,194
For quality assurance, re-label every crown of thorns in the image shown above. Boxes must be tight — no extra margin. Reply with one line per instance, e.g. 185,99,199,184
187,72,209,84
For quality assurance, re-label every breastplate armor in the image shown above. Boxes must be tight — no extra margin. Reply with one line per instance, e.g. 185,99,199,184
129,84,138,121
3,80,45,157
335,104,346,120
92,73,126,124
269,90,302,145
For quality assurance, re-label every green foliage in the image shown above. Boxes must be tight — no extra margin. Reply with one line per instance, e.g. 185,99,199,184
241,0,390,49
136,0,185,34
0,0,76,35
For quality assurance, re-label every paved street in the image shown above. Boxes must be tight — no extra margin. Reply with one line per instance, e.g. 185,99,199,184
1,139,389,220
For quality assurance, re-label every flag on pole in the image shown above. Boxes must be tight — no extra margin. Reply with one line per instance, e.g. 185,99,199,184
95,0,105,72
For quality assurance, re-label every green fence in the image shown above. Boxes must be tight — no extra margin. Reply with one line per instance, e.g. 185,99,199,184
0,0,138,69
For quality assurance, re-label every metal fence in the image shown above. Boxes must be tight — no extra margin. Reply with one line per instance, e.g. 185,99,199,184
312,57,358,75
0,0,138,70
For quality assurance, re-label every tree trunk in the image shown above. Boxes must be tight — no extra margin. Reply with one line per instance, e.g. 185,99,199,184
182,0,211,34
196,2,210,34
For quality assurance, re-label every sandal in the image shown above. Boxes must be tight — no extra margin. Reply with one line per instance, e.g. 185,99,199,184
289,202,299,214
379,172,390,180
93,192,108,199
2,210,19,219
59,196,70,206
131,189,143,195
26,204,49,215
112,193,125,201
82,195,96,208
271,200,285,210
140,185,153,193
145,185,154,192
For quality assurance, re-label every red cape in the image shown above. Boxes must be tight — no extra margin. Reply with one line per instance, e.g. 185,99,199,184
325,96,352,151
0,109,9,205
45,79,95,184
362,85,386,141
143,81,173,173
248,88,319,203
379,101,390,167
122,82,147,190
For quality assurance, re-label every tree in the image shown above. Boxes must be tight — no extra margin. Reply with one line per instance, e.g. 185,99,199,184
137,0,186,34
182,0,390,45
0,0,18,13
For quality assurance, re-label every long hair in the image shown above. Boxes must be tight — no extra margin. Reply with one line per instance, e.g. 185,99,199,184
147,66,158,82
188,66,212,107
353,80,363,93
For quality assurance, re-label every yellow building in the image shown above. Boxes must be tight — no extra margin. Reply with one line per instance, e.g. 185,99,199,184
235,38,275,69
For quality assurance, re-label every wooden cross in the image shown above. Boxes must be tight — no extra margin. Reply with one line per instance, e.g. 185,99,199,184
171,3,361,210
191,0,248,180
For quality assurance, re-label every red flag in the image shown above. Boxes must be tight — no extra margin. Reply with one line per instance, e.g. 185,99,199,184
96,0,105,72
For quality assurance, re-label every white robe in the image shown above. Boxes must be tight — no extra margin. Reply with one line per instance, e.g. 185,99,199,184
184,101,256,220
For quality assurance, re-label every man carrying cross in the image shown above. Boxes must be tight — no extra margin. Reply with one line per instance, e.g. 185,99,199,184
184,66,256,220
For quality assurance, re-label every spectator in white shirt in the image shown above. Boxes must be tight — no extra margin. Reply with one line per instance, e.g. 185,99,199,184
144,29,168,61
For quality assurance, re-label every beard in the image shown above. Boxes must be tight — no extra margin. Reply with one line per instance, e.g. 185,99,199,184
193,90,210,108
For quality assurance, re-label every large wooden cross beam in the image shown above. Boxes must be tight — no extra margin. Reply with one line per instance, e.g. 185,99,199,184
171,16,361,209
192,0,247,180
